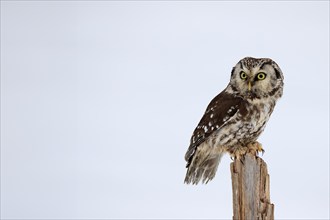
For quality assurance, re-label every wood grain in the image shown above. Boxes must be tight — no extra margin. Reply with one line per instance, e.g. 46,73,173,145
231,153,274,220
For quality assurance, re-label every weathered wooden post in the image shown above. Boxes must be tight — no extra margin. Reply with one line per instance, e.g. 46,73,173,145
230,153,274,220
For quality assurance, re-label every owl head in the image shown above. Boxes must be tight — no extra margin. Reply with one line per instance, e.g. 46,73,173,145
229,57,284,100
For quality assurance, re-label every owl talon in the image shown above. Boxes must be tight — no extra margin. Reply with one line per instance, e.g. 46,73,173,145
231,146,249,161
261,148,265,156
247,141,264,156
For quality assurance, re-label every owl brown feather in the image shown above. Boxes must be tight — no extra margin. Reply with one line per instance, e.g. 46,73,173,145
184,91,248,184
185,91,247,166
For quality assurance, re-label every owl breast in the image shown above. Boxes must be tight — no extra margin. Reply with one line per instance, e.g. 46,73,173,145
210,100,274,151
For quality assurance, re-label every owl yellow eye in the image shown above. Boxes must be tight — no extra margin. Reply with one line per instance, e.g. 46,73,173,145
257,72,266,80
240,71,247,80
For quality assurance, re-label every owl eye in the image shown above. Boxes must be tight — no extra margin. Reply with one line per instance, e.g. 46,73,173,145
240,71,247,80
256,72,267,80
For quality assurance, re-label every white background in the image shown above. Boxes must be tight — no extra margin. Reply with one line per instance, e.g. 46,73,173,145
1,1,329,219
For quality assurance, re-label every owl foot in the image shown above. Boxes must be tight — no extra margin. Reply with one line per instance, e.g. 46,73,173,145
230,155,245,164
247,141,264,156
230,142,264,161
232,146,249,161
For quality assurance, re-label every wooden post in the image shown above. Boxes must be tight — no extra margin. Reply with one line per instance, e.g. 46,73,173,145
230,153,274,220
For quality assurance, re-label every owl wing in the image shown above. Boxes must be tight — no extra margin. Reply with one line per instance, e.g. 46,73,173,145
185,90,245,166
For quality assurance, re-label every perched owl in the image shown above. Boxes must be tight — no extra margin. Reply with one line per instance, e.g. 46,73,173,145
184,57,284,185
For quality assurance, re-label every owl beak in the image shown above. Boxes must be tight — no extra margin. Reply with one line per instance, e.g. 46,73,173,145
248,81,252,91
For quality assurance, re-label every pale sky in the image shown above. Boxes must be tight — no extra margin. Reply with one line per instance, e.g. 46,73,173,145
1,1,329,219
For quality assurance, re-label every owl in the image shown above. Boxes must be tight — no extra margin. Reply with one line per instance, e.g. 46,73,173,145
184,57,284,185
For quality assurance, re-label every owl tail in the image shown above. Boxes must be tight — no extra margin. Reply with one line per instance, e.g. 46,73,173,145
184,150,224,184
